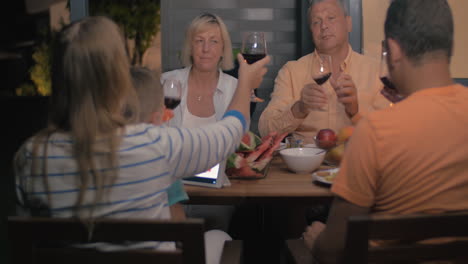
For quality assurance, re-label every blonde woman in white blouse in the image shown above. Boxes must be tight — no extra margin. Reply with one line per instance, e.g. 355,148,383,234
162,13,237,232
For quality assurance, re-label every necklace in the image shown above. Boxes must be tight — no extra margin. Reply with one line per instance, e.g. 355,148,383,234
195,90,215,102
189,71,218,103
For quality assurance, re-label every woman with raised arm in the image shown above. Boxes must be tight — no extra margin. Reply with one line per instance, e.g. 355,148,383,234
14,16,269,263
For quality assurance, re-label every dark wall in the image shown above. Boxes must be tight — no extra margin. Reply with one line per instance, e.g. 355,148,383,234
0,2,50,96
1,3,51,262
1,96,48,264
1,96,49,216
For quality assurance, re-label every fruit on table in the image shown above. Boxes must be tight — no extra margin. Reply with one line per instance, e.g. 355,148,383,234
337,126,354,143
238,131,262,152
325,143,345,165
226,131,288,178
315,129,337,149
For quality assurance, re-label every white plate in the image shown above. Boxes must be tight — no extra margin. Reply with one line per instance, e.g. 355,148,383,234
312,168,340,186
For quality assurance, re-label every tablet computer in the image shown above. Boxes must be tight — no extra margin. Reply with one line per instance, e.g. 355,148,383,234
182,161,229,188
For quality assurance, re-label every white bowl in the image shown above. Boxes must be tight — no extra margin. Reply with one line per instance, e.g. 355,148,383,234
279,148,326,173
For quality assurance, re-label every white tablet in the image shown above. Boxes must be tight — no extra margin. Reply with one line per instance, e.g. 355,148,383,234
182,161,229,188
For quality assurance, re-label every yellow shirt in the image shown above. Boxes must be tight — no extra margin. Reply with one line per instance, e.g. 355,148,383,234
258,46,390,143
332,84,468,215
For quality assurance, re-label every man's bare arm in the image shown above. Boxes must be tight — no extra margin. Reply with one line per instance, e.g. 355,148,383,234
308,196,370,264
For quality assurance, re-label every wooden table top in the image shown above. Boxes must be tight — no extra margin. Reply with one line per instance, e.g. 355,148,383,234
184,156,334,205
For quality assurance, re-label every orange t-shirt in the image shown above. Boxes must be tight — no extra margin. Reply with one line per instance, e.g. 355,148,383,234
332,84,468,215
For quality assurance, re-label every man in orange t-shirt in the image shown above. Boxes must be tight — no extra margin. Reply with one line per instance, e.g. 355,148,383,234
302,0,468,263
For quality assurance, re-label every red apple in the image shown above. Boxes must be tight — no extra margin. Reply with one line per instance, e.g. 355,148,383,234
315,129,337,149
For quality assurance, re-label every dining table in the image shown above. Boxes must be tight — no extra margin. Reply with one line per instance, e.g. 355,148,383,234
185,154,337,259
184,155,335,206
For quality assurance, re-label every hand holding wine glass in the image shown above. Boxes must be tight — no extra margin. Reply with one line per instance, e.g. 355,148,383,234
379,40,404,103
311,54,332,112
291,54,332,119
163,79,182,110
241,31,267,102
311,54,332,129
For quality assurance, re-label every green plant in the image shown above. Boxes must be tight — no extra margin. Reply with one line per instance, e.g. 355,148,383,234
90,0,160,65
16,28,54,96
30,43,52,96
15,1,160,96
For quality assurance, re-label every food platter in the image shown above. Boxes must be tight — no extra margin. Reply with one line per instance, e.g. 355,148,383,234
312,168,340,186
226,161,270,180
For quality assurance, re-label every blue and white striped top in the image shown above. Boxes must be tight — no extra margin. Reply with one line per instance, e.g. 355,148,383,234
15,111,246,221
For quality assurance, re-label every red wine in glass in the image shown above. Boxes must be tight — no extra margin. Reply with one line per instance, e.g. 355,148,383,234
314,72,332,85
380,76,405,103
242,32,267,103
380,76,396,90
242,53,266,64
164,97,181,110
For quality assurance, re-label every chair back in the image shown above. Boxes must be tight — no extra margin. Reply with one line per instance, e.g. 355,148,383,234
343,211,468,263
8,216,206,264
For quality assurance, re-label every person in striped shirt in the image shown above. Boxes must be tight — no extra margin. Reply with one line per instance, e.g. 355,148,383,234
14,16,269,260
130,65,236,263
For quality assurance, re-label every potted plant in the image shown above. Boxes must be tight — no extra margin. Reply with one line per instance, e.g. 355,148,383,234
90,0,160,65
15,0,161,96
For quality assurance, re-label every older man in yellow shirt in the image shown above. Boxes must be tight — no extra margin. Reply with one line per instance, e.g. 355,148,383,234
259,0,390,143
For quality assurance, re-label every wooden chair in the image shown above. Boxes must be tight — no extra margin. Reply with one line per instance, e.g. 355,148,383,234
8,216,243,264
285,210,468,263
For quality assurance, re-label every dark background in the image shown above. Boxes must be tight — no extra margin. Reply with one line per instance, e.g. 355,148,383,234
1,2,52,264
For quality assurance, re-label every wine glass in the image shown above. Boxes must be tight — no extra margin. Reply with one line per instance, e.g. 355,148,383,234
313,54,332,86
379,40,404,104
241,31,267,103
312,54,332,130
163,79,182,110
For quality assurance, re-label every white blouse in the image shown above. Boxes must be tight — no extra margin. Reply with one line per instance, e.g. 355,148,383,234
161,66,238,127
182,105,217,128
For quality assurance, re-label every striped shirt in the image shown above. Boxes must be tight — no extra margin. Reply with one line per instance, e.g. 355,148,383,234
15,111,246,221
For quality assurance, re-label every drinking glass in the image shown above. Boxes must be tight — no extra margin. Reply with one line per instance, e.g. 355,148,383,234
285,135,304,149
312,54,332,86
312,54,332,129
379,40,404,103
241,31,267,102
163,79,182,110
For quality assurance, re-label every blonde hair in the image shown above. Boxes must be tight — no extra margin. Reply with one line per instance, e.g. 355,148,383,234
181,13,234,70
32,16,138,218
130,66,164,122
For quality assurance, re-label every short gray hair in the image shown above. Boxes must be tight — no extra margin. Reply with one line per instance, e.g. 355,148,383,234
308,0,349,16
